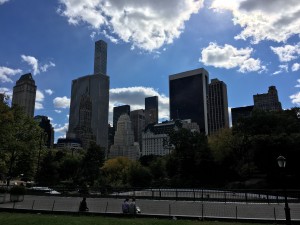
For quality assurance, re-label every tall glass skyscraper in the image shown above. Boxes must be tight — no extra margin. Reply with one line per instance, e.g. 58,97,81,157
68,40,109,152
145,96,158,126
169,68,209,134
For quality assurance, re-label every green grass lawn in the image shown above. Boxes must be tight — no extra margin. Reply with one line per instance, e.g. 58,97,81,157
0,213,268,225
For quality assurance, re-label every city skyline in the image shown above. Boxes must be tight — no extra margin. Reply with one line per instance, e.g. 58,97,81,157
1,0,300,142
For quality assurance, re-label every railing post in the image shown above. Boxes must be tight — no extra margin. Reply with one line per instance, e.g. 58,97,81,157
273,207,277,222
224,192,227,204
201,189,204,202
201,203,204,221
235,205,238,221
105,201,108,213
169,203,171,217
193,189,195,202
175,189,178,201
245,192,248,204
52,200,55,211
31,200,35,210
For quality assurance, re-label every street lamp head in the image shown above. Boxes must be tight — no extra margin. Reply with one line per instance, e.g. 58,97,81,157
277,155,286,168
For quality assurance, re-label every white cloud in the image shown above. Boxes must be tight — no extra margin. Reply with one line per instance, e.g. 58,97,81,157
0,0,10,5
200,42,264,73
45,89,54,95
0,87,12,99
53,96,70,108
54,123,69,134
290,92,300,105
211,0,300,44
55,110,62,113
40,61,55,72
0,66,22,83
58,0,204,51
109,86,169,123
295,79,300,88
292,63,300,72
35,89,45,110
273,64,289,75
21,55,40,75
271,44,300,62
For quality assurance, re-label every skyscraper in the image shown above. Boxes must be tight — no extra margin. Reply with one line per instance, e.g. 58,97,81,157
169,68,209,134
231,105,254,126
208,78,229,135
145,96,158,126
12,73,36,117
34,115,55,148
68,40,109,152
130,109,145,150
113,105,130,128
253,86,282,111
94,40,107,75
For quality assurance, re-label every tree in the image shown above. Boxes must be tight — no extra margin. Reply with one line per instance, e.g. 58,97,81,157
0,100,42,184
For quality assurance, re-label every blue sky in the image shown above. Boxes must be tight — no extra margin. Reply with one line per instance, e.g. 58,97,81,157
1,0,300,142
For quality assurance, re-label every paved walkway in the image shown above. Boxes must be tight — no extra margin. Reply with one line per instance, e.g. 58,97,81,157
1,195,300,222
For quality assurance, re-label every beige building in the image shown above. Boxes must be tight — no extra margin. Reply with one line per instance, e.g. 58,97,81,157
12,73,36,117
109,114,140,160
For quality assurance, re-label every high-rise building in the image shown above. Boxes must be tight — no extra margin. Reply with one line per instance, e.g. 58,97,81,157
12,73,36,117
231,106,254,126
169,68,209,134
113,105,130,128
68,40,109,152
253,86,282,111
208,78,229,135
34,115,55,148
109,114,140,160
94,40,107,75
145,96,158,126
130,109,145,150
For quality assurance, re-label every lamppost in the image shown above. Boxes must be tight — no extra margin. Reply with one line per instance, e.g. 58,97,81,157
277,156,291,225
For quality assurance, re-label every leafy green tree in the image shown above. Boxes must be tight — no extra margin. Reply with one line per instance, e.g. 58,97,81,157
127,162,152,187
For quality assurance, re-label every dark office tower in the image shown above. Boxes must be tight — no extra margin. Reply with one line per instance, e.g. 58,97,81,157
68,40,109,152
113,105,130,128
34,115,54,148
130,109,145,149
231,106,254,126
208,79,229,135
145,96,158,126
169,68,209,134
94,40,107,75
253,86,282,111
12,73,37,117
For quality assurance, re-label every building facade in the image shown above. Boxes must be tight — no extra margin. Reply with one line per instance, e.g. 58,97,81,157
34,115,54,148
169,68,209,134
130,109,145,150
94,40,107,75
253,86,282,111
208,78,229,135
109,114,140,160
113,105,130,129
67,40,109,152
142,120,199,156
56,138,83,151
145,96,158,126
12,73,37,117
231,106,254,126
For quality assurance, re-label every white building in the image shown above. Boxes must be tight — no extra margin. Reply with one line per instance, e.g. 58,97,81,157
109,114,140,160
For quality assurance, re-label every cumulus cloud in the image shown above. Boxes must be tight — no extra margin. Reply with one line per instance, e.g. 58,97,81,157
271,44,300,62
0,0,10,5
292,63,300,72
21,55,55,75
200,42,264,73
211,0,300,44
0,87,12,99
55,109,62,113
273,64,289,75
40,61,56,72
21,55,40,75
58,0,204,51
54,123,69,134
45,89,54,95
290,92,300,105
53,96,70,108
35,89,45,110
109,86,169,123
0,66,22,83
295,79,300,88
